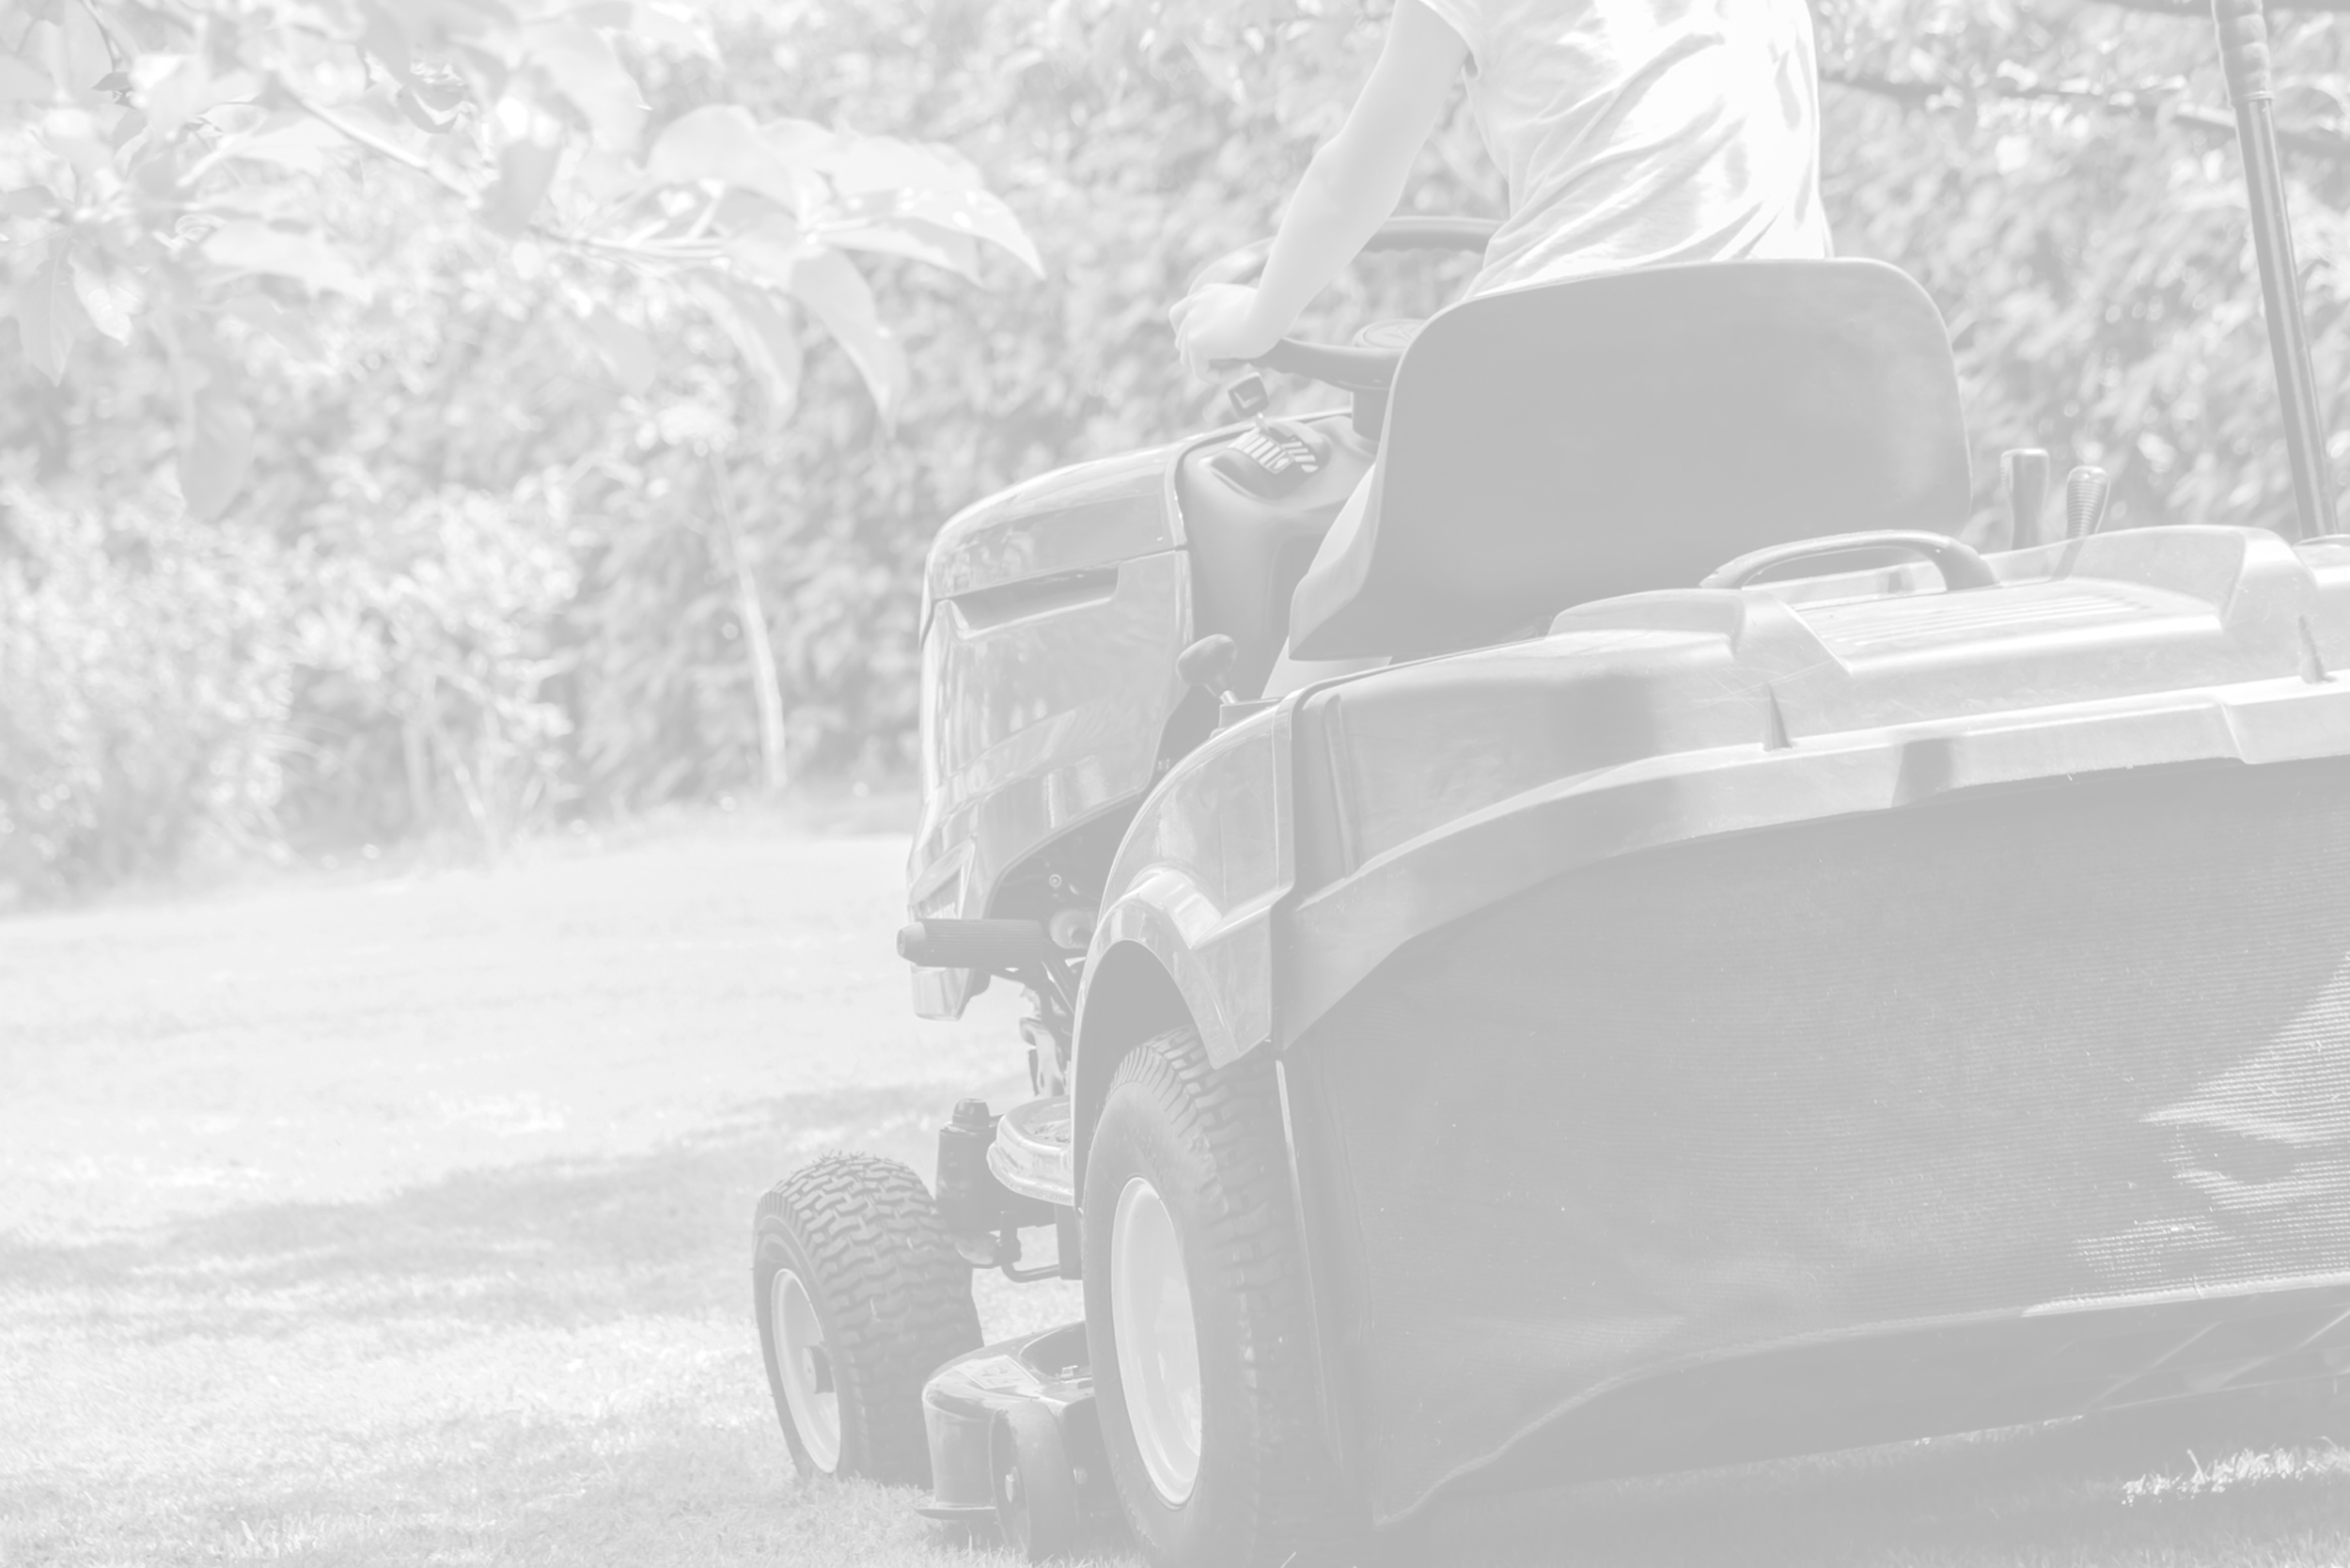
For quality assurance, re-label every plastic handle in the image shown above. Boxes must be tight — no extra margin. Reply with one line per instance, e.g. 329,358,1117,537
2214,0,2274,102
2065,464,2112,540
1176,634,1239,695
2002,448,2050,548
1700,530,1998,592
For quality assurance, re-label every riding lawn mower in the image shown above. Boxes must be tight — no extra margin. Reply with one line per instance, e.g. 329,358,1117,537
754,4,2350,1562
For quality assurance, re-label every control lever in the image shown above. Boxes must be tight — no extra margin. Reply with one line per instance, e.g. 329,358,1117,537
1178,633,1275,729
2001,448,2049,548
1213,371,1322,497
2066,465,2111,539
1225,371,1271,421
1177,634,1240,705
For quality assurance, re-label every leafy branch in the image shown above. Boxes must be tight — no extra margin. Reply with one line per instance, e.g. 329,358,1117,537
1822,66,2350,164
2096,0,2350,14
3,0,1044,518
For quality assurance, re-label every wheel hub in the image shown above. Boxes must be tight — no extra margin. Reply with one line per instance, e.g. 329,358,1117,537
772,1268,842,1471
1109,1175,1203,1504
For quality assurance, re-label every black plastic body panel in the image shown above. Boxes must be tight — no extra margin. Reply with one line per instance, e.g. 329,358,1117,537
920,1324,1111,1522
1067,524,2350,1520
1176,416,1373,698
908,412,1361,1017
1293,755,2350,1518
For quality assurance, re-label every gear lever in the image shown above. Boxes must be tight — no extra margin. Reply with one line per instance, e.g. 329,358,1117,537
1176,635,1240,705
2001,448,2049,548
2066,465,2111,539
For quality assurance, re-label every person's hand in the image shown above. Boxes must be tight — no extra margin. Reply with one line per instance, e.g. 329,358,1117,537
1170,284,1286,381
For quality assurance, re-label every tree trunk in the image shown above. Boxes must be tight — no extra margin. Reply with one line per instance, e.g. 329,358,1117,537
402,666,435,834
712,456,789,794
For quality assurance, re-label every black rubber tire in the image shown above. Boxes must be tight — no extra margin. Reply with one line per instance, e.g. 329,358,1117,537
1082,1026,1361,1567
753,1152,981,1483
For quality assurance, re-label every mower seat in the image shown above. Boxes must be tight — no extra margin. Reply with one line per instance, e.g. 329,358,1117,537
1287,259,1973,660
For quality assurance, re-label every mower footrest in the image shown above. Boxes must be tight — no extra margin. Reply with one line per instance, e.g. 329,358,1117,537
987,1095,1074,1207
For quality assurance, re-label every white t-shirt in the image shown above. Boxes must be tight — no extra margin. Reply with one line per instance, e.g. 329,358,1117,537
1415,0,1832,294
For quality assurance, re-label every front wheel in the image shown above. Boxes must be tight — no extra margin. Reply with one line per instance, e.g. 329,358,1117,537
754,1152,981,1482
1083,1027,1360,1567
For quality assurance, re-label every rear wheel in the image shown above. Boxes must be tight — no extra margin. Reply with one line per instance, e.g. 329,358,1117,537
754,1152,981,1482
1083,1026,1360,1567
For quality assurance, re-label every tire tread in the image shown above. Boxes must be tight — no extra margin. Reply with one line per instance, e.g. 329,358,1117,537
755,1152,980,1483
1096,1027,1359,1565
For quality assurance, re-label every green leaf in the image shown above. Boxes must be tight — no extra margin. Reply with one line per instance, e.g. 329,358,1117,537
700,278,802,424
394,87,460,134
588,307,656,393
0,54,54,103
646,105,809,210
525,23,646,153
219,117,345,176
785,248,904,425
761,118,837,168
200,185,306,221
482,135,561,235
824,135,981,196
359,3,415,84
71,258,143,344
0,185,58,215
723,215,805,290
818,217,981,281
56,1,109,102
17,239,83,384
224,294,322,361
203,222,375,301
143,55,254,141
628,1,716,59
179,397,256,521
822,187,1042,277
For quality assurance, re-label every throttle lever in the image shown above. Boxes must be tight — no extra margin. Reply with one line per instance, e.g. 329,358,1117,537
1224,371,1270,422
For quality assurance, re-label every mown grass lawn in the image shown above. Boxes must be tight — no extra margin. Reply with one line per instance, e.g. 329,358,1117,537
3,806,2346,1567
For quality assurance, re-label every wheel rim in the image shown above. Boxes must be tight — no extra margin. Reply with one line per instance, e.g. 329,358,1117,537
1110,1175,1202,1504
771,1268,841,1471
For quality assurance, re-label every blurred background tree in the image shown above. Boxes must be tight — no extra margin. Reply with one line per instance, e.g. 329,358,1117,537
7,0,2350,899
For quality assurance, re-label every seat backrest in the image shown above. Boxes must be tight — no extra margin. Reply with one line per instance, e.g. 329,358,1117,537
1287,259,1973,659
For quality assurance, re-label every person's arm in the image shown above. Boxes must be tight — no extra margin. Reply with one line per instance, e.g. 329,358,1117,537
1171,0,1468,378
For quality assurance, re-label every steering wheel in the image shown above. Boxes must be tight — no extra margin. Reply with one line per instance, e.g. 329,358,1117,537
1189,215,1500,393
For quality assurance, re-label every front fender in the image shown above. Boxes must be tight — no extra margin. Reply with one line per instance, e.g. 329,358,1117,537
1082,709,1293,1066
1089,867,1275,1071
1068,709,1295,1178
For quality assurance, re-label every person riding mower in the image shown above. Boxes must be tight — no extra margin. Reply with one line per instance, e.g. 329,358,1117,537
754,3,2350,1564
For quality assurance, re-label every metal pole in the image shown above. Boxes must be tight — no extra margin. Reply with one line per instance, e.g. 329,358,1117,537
2214,0,2335,540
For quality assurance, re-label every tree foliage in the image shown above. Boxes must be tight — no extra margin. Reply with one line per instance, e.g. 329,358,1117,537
9,0,2350,896
0,0,1036,888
